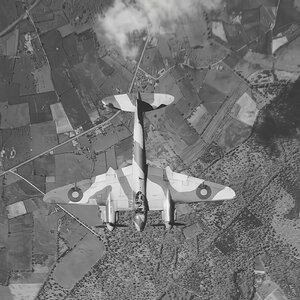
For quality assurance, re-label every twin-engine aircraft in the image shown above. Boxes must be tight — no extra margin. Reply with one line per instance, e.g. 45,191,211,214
43,92,236,231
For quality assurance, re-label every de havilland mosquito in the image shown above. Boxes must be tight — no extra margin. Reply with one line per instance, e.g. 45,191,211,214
43,92,236,231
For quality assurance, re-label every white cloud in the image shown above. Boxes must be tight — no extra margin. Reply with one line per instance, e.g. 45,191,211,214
94,0,222,58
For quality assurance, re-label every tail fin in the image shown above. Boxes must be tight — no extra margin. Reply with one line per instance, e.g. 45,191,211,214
102,93,174,112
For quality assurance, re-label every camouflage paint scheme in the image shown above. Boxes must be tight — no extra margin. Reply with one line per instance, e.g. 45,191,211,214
43,93,236,231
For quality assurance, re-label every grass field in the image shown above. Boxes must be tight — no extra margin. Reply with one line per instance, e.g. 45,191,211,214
30,121,58,156
12,53,36,96
0,82,20,105
0,286,13,300
36,11,68,34
8,213,33,232
273,0,300,35
140,47,165,78
198,83,226,115
223,22,249,50
60,205,100,228
175,78,201,118
155,73,183,102
33,155,55,177
26,91,58,124
184,66,207,92
188,40,230,68
275,35,300,72
0,218,8,246
9,283,42,300
55,153,94,186
204,64,242,96
165,104,199,146
53,233,105,289
8,231,32,271
33,210,58,255
50,103,73,134
0,28,18,56
91,126,118,152
51,67,74,96
0,0,17,31
17,162,46,195
187,104,211,134
0,248,10,285
0,56,14,83
218,117,252,151
99,65,132,97
0,103,30,129
33,64,55,94
53,133,75,155
62,33,80,65
3,182,31,206
72,60,106,99
2,125,32,170
114,123,132,141
233,92,259,126
93,151,107,176
146,122,186,166
60,88,92,129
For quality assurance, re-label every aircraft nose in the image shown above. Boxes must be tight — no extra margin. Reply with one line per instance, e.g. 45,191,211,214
213,186,236,201
133,214,146,232
164,222,173,230
101,96,110,106
106,223,115,231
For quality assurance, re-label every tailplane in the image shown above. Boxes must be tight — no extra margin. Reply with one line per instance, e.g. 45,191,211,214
102,92,174,112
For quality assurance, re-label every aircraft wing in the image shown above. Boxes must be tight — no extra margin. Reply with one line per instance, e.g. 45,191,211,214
43,166,134,211
44,165,235,211
146,166,236,210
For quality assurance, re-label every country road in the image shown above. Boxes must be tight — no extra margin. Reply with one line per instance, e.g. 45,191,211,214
0,0,41,37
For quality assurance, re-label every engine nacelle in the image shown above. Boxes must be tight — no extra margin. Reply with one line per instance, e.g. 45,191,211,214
161,189,175,230
99,193,116,231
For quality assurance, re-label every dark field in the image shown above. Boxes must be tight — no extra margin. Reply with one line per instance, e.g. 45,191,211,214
165,104,199,145
8,213,34,233
8,231,32,271
0,248,10,285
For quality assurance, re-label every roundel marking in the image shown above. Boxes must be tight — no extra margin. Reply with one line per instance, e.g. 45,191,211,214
196,183,212,200
68,187,83,202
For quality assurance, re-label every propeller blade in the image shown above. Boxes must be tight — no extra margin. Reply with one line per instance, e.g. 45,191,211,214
115,224,128,228
95,224,128,228
151,222,186,227
173,222,186,226
150,224,165,227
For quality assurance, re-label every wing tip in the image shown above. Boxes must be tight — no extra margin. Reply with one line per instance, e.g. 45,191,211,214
213,186,236,201
165,166,172,172
107,167,116,175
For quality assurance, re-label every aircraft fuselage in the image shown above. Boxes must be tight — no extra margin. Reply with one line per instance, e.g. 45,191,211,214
132,96,148,231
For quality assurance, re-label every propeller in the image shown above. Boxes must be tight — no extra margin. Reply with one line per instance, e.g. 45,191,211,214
151,222,186,227
95,223,128,228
